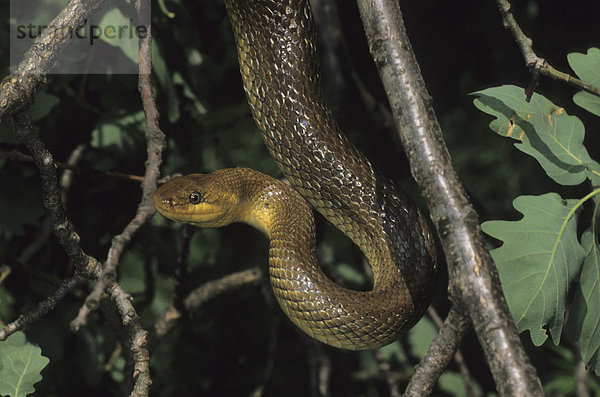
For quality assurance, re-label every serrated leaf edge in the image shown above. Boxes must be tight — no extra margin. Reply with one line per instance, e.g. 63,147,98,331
473,86,600,183
516,190,599,325
580,199,600,357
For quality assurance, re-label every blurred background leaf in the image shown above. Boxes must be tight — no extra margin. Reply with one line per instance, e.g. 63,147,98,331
0,0,599,395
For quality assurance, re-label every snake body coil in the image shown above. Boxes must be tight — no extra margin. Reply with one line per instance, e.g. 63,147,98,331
154,0,436,350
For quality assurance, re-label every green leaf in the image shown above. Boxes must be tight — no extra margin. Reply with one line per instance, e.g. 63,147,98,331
152,41,180,123
29,92,60,122
481,193,586,345
173,72,207,117
91,111,145,150
565,201,600,373
0,332,50,397
98,8,138,66
473,85,600,185
568,48,600,87
438,372,473,397
408,316,437,358
0,175,44,238
335,263,366,285
573,91,600,117
568,48,600,116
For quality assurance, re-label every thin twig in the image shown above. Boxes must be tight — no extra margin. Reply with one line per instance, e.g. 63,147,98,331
495,0,600,100
575,345,591,397
1,148,149,183
0,273,89,340
71,1,161,394
404,308,471,396
184,268,262,311
374,350,401,397
0,0,110,122
72,0,165,329
106,281,151,397
427,307,474,396
151,267,263,342
308,341,331,397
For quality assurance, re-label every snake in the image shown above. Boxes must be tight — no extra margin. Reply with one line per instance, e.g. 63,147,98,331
153,0,437,350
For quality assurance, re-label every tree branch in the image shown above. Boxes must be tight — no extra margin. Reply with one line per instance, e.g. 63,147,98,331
71,0,165,336
10,111,152,397
427,307,474,396
2,0,159,393
11,112,102,277
356,1,543,395
151,267,262,341
0,0,111,122
404,307,471,396
1,148,151,184
0,273,89,340
495,0,600,99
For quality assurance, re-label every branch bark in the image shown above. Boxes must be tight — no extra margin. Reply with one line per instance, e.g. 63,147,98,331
404,308,471,396
9,111,152,397
356,1,543,395
0,0,111,122
495,0,600,99
2,0,159,394
0,273,89,340
151,267,262,341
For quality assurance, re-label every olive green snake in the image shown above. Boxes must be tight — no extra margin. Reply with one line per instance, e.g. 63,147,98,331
153,0,437,350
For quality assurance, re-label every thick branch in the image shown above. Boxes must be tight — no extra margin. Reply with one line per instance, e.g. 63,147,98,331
11,111,151,397
12,112,102,277
0,0,111,121
356,1,543,395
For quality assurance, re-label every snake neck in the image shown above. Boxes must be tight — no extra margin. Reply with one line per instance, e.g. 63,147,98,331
236,169,316,241
234,170,415,350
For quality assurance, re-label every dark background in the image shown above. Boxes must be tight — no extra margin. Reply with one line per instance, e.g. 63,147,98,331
0,0,599,395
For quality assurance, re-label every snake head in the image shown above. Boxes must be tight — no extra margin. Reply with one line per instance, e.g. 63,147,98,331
153,172,241,227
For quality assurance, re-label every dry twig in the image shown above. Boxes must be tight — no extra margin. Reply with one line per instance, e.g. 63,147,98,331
495,0,600,100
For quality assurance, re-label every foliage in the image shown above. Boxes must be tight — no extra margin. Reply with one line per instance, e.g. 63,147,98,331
481,192,586,345
0,332,49,397
476,49,600,375
0,0,599,396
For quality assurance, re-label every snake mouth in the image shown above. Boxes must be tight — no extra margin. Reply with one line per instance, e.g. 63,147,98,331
156,208,226,224
186,211,226,224
155,202,225,224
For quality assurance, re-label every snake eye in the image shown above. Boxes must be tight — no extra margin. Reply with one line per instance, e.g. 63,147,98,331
189,191,203,205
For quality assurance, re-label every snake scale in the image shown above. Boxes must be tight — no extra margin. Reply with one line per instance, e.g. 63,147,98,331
153,0,437,350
